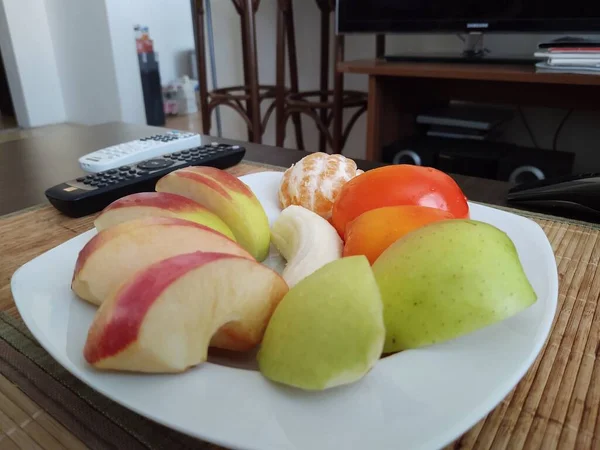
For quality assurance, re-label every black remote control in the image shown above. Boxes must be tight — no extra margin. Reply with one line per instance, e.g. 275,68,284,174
45,143,246,218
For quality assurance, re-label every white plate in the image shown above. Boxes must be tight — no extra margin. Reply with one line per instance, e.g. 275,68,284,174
11,171,558,450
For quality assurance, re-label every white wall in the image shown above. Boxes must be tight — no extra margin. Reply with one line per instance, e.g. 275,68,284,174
0,0,28,126
0,0,66,127
103,0,147,125
125,0,196,85
45,0,123,125
102,0,198,125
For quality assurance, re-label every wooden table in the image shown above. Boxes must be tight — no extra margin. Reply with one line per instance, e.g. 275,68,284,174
1,122,599,449
337,59,600,162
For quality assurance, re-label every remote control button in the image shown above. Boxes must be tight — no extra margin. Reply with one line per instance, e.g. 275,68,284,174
83,180,92,185
128,169,137,174
137,159,174,170
124,174,135,179
118,166,130,171
76,177,85,182
209,151,217,155
97,182,107,188
90,181,100,186
107,169,117,174
172,152,181,156
182,150,190,154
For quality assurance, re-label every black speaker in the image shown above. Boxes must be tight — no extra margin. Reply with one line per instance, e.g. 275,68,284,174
497,148,575,184
382,137,440,167
436,145,504,180
381,136,576,184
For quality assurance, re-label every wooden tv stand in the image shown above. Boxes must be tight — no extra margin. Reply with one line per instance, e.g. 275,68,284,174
337,59,600,161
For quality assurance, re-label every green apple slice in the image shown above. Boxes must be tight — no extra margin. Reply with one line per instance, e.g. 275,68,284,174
372,219,538,353
258,256,385,391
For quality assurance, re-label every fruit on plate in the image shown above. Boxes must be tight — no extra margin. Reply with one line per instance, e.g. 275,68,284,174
331,164,469,238
258,256,385,391
156,166,271,261
84,251,288,373
71,217,253,306
372,219,537,353
94,192,235,239
343,205,454,264
270,205,343,287
278,152,363,220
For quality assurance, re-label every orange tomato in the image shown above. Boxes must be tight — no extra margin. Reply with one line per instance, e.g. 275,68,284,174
331,165,469,238
343,205,455,264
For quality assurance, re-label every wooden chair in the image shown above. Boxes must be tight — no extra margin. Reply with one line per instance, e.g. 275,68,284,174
192,0,303,144
275,0,382,154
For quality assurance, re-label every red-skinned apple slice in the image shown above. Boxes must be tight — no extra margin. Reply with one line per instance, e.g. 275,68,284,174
84,251,289,373
155,167,271,261
72,216,253,306
94,192,235,240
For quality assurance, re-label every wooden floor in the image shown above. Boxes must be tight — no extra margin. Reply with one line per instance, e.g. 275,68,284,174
164,112,202,134
0,114,199,146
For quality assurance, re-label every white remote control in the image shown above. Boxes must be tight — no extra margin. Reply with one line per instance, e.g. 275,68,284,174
78,130,202,173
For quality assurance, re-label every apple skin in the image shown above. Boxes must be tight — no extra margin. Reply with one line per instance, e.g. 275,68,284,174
155,167,271,261
258,256,385,391
371,219,538,353
94,192,235,240
84,251,288,373
71,216,253,307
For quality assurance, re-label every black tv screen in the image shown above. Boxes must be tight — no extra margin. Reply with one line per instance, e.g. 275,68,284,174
337,0,600,33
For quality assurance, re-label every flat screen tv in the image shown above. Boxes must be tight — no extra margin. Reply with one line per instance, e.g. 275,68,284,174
336,0,600,34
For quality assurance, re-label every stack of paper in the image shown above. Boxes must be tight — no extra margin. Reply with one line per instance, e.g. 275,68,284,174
534,47,600,75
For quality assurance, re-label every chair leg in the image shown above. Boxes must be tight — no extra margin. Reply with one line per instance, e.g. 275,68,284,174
275,0,287,147
318,4,330,153
376,34,386,59
193,0,212,135
242,0,262,143
285,2,305,150
239,10,254,142
332,34,344,154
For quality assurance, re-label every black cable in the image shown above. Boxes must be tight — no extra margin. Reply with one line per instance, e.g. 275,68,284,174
517,106,539,149
553,109,574,151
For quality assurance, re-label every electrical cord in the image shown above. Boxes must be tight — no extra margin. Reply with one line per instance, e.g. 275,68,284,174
517,106,539,149
553,109,574,151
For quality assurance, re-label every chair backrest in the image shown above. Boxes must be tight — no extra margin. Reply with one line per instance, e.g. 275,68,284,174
231,0,261,15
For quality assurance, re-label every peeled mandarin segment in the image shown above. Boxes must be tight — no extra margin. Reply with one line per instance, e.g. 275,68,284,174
278,152,363,220
343,205,455,264
331,164,469,238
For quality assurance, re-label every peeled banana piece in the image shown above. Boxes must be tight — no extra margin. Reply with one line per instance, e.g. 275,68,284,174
271,205,343,287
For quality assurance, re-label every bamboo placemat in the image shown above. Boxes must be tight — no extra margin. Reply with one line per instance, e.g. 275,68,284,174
1,161,599,449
